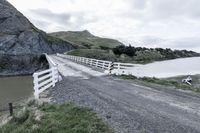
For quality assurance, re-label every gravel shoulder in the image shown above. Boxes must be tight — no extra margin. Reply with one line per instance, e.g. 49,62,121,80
49,55,200,133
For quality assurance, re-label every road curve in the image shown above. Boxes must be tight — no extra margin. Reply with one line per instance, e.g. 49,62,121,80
49,55,200,133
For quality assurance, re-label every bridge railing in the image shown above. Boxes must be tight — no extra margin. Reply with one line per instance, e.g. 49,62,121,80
32,53,136,99
33,67,59,99
113,62,135,69
57,54,113,70
57,54,136,75
33,54,60,99
45,53,57,67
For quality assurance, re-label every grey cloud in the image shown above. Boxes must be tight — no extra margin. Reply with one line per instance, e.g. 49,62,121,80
129,0,148,10
14,0,200,52
149,0,200,20
173,38,200,49
28,9,98,30
29,18,51,31
126,0,200,22
126,35,200,52
29,9,71,24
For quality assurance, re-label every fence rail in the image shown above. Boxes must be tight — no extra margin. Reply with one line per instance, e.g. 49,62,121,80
113,62,135,69
32,53,137,99
45,53,58,67
33,67,59,99
57,54,136,74
32,54,62,99
57,54,113,71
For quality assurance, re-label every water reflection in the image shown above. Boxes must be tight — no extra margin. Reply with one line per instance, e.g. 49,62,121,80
128,57,200,78
0,76,33,107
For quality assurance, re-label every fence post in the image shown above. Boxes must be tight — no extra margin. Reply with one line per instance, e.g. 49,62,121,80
81,57,83,63
91,59,93,66
52,67,56,87
33,73,39,99
90,59,92,66
118,63,121,70
86,59,89,65
56,66,61,82
96,60,99,67
84,58,86,64
9,103,13,116
109,62,114,74
102,62,105,69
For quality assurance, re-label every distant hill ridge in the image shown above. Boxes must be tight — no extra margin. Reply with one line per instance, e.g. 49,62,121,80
49,30,123,49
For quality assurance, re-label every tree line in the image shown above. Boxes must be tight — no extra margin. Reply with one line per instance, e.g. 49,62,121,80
112,45,200,62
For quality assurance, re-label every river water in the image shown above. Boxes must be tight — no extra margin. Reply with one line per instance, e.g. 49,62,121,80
0,57,199,108
127,57,200,78
0,76,33,108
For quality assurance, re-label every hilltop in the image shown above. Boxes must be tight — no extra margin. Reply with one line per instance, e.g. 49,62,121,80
49,30,123,49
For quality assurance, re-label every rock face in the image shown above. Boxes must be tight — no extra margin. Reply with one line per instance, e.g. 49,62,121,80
0,54,48,76
0,0,74,76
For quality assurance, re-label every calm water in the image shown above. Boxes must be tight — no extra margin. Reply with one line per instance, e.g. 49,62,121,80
0,76,33,107
128,57,200,78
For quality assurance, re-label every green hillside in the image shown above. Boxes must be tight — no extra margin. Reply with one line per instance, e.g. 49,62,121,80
49,30,123,49
50,30,200,64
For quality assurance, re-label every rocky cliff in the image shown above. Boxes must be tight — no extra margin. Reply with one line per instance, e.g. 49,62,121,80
0,0,74,76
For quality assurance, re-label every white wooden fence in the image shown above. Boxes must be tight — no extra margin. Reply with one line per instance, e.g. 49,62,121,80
45,53,58,68
32,53,137,99
33,67,59,99
33,54,60,99
111,62,136,75
113,62,135,70
57,54,136,74
57,54,113,71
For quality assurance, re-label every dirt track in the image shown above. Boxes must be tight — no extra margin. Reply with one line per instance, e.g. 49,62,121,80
49,55,200,133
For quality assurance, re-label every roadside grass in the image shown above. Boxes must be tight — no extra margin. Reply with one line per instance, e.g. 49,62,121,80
0,103,114,133
114,75,200,93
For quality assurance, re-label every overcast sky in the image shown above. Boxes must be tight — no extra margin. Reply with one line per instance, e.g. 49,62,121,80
7,0,200,52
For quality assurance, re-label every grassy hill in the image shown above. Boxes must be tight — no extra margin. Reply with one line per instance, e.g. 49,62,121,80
50,30,200,64
49,30,123,49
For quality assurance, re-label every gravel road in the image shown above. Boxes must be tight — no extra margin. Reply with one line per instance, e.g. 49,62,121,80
49,55,200,133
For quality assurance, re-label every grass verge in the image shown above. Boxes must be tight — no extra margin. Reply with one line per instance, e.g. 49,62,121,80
114,75,200,93
0,102,113,133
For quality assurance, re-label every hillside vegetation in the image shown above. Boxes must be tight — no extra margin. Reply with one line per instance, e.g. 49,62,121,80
112,45,200,63
50,30,199,63
67,45,200,63
49,30,123,49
